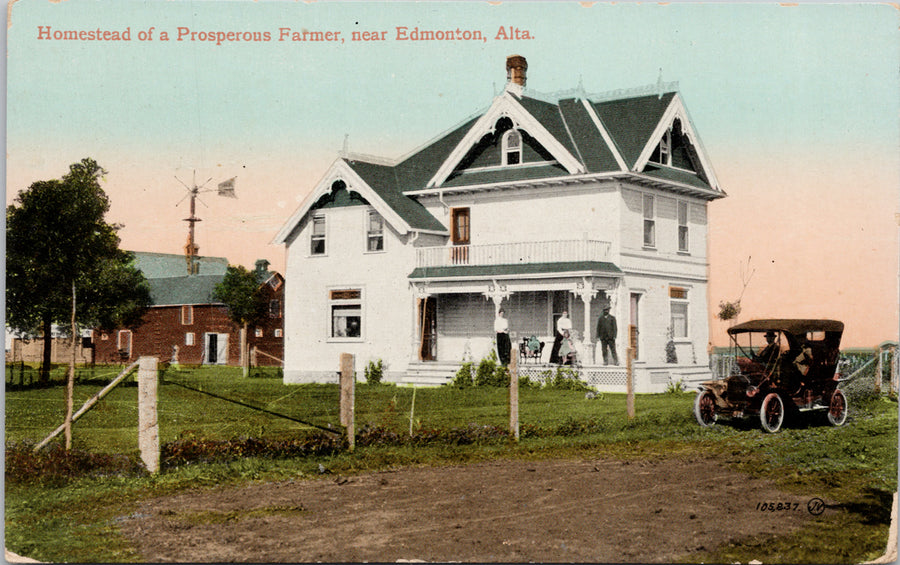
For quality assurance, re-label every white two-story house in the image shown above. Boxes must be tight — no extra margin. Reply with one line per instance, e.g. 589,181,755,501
274,55,726,392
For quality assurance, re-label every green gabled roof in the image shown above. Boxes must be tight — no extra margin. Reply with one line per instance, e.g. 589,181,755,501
640,164,712,190
589,92,675,169
408,261,622,279
396,116,480,189
557,98,622,173
147,274,224,307
440,162,569,188
133,251,228,279
344,159,447,232
516,96,581,165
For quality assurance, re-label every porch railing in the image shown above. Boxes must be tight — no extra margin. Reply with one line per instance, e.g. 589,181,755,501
416,239,612,268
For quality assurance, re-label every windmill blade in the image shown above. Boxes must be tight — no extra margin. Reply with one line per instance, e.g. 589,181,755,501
217,177,237,198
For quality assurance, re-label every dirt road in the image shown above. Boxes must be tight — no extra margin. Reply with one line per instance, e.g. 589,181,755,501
118,457,818,562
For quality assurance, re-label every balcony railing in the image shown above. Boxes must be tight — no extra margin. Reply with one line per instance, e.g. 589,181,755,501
415,239,612,268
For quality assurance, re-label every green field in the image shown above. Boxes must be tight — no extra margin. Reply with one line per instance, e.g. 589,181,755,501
5,365,898,563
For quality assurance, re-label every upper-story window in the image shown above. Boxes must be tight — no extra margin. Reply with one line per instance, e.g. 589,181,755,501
450,207,470,264
181,305,193,325
652,129,672,166
367,209,384,252
269,299,281,318
502,129,522,166
310,214,326,255
642,194,656,248
678,201,689,253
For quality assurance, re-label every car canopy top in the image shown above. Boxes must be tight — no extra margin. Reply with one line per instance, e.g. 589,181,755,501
727,319,844,336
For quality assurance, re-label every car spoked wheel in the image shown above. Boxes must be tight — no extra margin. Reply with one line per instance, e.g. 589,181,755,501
693,390,717,427
760,392,784,433
827,389,848,426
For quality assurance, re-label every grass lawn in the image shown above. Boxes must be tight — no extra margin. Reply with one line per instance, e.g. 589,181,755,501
5,365,898,563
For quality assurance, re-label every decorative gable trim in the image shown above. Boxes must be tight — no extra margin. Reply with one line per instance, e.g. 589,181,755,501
580,99,629,172
426,91,585,189
273,159,413,244
633,94,721,192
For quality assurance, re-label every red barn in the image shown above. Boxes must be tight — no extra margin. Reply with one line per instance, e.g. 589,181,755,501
93,253,284,367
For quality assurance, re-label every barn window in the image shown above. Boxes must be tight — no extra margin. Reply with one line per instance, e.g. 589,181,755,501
185,332,195,346
181,305,193,325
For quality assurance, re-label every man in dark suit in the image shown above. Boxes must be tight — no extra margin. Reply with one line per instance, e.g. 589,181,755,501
597,307,619,365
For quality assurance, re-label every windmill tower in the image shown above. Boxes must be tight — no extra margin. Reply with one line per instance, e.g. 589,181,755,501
176,172,236,275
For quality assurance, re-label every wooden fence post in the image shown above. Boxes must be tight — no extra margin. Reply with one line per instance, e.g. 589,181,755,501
339,353,355,452
138,356,159,474
875,346,883,395
509,344,519,441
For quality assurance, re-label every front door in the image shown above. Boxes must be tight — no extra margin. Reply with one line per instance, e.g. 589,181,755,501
418,297,437,361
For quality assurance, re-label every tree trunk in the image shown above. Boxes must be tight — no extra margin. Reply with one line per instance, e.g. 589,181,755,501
241,323,249,378
64,282,76,451
40,315,52,384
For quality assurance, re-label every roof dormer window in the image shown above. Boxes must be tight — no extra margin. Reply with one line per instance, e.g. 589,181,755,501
502,129,522,166
651,129,672,166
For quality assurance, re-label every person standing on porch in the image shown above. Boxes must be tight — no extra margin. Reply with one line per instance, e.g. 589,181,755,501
551,311,572,364
495,308,511,366
597,306,619,365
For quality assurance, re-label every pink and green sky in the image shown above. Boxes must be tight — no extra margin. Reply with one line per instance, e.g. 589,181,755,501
6,1,898,347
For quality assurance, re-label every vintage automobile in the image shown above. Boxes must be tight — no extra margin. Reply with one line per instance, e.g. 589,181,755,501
695,319,848,433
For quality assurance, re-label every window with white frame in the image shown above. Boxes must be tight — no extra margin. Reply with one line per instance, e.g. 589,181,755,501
330,289,362,339
502,129,522,166
643,194,656,248
185,332,195,346
669,286,689,339
678,201,689,253
274,328,283,338
117,330,132,356
366,209,384,252
652,128,672,166
181,305,193,325
255,328,263,338
310,214,326,255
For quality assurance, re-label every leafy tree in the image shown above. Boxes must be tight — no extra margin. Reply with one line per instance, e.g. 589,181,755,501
6,159,151,381
213,265,268,377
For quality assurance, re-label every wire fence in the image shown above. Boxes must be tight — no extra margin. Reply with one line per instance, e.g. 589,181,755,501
5,362,133,389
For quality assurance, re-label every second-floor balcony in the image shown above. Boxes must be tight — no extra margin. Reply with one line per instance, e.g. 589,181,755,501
415,239,612,269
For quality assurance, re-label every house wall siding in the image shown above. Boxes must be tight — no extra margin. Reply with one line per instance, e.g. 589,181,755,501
421,183,621,249
283,204,414,383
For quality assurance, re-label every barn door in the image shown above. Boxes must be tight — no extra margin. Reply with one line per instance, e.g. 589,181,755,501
204,333,229,365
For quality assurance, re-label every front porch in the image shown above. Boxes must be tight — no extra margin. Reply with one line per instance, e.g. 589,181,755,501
400,360,712,393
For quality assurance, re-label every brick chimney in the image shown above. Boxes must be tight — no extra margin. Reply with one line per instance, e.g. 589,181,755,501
506,55,527,87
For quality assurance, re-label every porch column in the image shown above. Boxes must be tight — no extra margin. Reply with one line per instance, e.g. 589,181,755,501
483,280,511,314
575,279,597,365
411,283,431,361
